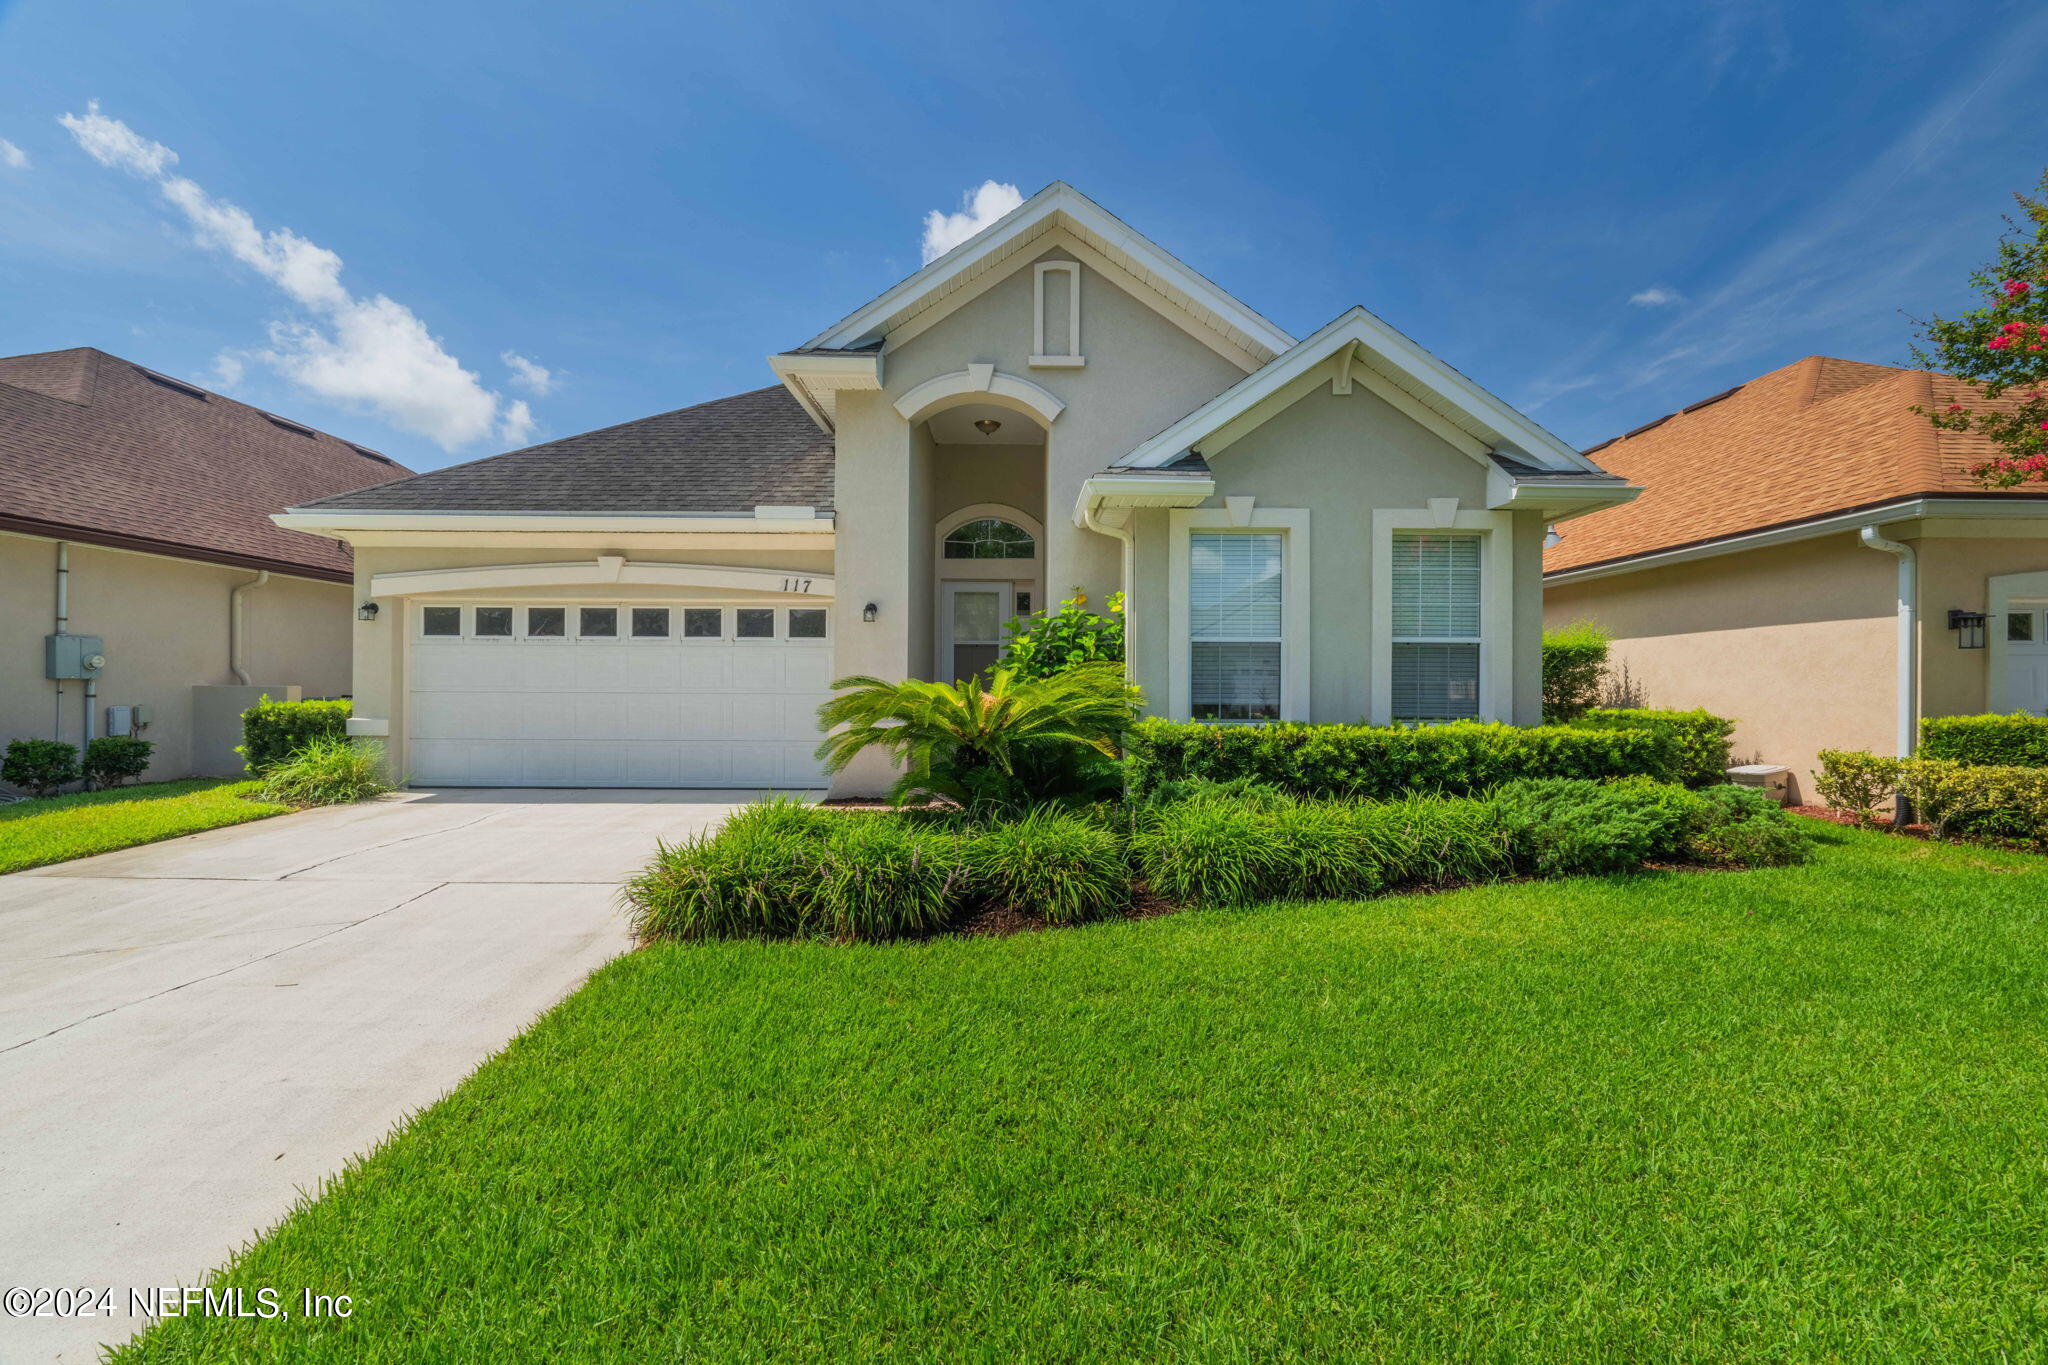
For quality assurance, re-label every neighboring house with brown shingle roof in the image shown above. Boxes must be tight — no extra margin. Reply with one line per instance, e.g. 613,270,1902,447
1544,354,2048,799
1,348,414,784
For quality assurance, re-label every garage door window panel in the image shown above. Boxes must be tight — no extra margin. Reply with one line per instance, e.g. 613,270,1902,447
525,607,566,640
736,608,776,640
684,608,723,640
631,607,671,640
421,606,463,638
474,606,514,639
579,607,619,639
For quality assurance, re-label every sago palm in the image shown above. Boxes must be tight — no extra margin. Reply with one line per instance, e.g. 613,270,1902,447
814,662,1140,807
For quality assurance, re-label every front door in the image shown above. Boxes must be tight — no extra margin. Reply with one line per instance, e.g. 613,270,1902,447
2005,603,2048,715
938,581,1021,684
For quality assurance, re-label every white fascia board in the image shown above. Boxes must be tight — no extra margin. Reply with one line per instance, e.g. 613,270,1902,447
273,510,835,537
1541,496,2048,585
1486,469,1643,522
767,351,882,433
1072,473,1215,524
800,182,1294,358
1115,307,1599,474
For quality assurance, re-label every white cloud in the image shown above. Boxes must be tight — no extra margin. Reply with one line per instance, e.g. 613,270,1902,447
501,350,555,396
59,101,533,451
1628,286,1684,307
0,139,28,170
210,352,245,389
498,399,536,446
920,180,1023,265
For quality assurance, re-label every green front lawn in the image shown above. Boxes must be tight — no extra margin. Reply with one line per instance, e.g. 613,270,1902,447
121,825,2048,1361
0,779,289,874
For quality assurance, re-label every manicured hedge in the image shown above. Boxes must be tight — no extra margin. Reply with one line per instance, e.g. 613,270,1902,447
1569,708,1734,788
1124,718,1681,800
239,696,353,775
1920,713,2048,768
1902,759,2048,843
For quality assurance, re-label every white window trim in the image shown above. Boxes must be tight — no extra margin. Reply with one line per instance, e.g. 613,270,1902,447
1167,507,1311,722
1988,569,2048,713
1370,508,1514,725
1031,261,1084,368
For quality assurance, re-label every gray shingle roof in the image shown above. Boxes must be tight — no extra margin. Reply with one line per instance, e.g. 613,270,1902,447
295,385,834,514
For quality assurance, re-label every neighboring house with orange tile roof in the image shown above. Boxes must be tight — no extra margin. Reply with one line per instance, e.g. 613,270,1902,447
1,348,415,785
1544,354,2048,799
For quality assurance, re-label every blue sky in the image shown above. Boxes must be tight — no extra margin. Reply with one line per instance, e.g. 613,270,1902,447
1,0,2044,472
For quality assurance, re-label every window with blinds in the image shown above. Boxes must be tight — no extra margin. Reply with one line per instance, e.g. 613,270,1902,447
1390,531,1481,722
1190,531,1282,720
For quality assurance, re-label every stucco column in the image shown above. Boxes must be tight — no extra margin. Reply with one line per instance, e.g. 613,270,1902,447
827,391,919,796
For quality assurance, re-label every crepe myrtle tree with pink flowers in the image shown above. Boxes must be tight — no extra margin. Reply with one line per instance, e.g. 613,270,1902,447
1913,170,2048,487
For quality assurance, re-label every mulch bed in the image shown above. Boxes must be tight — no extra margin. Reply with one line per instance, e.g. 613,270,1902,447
1789,805,1935,838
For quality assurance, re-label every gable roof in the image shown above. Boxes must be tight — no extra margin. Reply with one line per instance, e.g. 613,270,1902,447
0,347,412,582
1113,306,1616,475
292,385,832,515
797,183,1296,366
1543,355,2048,577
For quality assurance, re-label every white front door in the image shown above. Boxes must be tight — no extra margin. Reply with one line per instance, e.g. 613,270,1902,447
2005,604,2048,716
937,581,1023,684
406,601,833,787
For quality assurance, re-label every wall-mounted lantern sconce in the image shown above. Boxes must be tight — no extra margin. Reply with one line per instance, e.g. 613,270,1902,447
356,601,380,622
862,602,878,623
1948,608,1986,649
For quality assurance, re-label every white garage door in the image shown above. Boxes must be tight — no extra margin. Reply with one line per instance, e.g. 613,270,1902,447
406,601,834,788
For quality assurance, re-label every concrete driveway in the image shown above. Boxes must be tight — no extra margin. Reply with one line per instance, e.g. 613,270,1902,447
0,787,790,1363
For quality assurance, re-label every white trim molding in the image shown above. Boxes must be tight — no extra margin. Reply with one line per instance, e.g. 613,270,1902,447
1116,306,1605,476
368,559,835,599
1369,508,1515,726
1031,260,1084,368
933,503,1046,595
1166,506,1311,722
893,367,1067,428
274,508,833,540
1989,568,2048,714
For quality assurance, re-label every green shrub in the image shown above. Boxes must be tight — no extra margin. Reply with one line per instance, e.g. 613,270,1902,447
1687,785,1811,866
1263,802,1388,901
1542,620,1610,721
1570,708,1734,787
809,816,969,940
1131,800,1289,907
3,739,79,797
81,735,152,789
623,819,825,941
1491,777,1689,876
1000,592,1125,682
1137,774,1298,813
816,663,1138,811
1920,713,2048,767
1813,749,1903,825
963,807,1128,924
240,697,352,775
1347,795,1515,888
1126,718,1678,801
259,738,390,806
1899,759,2048,844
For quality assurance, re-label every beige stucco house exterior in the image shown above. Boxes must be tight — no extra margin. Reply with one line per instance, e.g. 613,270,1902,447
1,348,412,786
281,184,1635,795
1544,355,2048,800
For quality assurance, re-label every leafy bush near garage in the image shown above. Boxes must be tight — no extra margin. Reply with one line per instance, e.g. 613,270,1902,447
81,736,153,789
1900,759,2048,844
3,738,79,797
239,696,352,775
1920,713,2048,767
999,592,1126,683
1568,708,1735,787
1687,784,1812,867
962,807,1129,925
1125,718,1679,801
258,738,391,806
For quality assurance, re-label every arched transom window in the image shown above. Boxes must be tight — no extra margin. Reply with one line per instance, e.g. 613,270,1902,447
942,518,1036,560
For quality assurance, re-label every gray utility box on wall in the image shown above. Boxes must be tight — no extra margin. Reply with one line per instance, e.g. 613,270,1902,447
46,633,106,679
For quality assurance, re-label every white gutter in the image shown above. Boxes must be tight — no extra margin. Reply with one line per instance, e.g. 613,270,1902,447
1858,526,1917,761
1078,501,1136,683
229,570,271,687
272,509,837,540
1546,496,2048,586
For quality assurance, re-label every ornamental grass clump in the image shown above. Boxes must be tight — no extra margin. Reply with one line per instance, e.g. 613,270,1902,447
258,738,390,806
1349,795,1516,889
1130,799,1290,908
962,807,1129,925
809,815,969,940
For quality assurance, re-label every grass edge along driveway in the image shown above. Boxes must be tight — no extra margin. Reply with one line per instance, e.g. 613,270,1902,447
116,822,2048,1362
0,779,289,874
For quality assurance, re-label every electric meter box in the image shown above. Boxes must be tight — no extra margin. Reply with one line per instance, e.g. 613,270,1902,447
46,634,106,680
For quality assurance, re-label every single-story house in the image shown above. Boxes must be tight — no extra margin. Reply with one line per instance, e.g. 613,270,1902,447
1543,354,2048,798
279,183,1638,796
0,347,414,784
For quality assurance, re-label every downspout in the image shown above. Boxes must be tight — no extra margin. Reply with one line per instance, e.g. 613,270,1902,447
1859,525,1917,823
53,542,68,742
1079,500,1135,683
229,570,271,687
